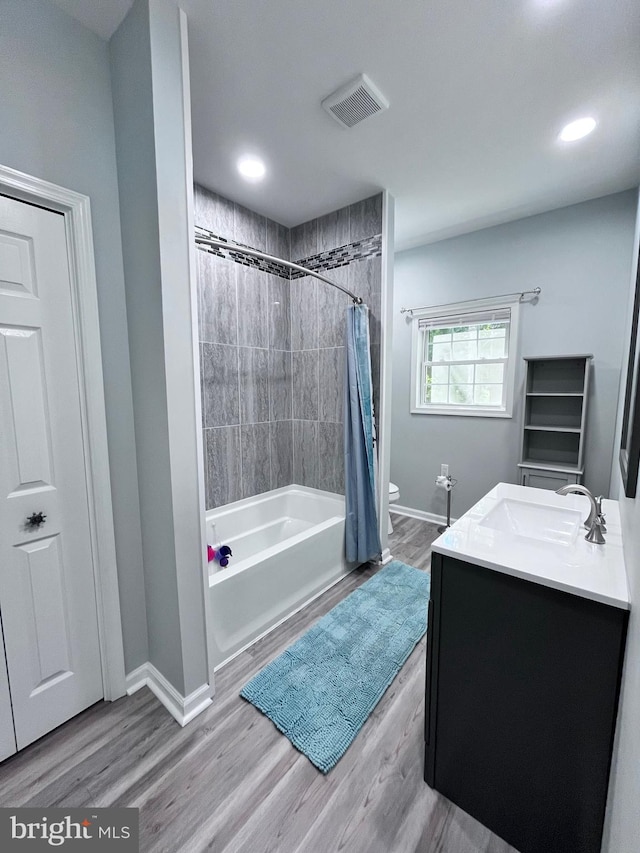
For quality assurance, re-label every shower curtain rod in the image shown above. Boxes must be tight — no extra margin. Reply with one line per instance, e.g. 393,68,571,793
195,234,363,304
399,287,541,315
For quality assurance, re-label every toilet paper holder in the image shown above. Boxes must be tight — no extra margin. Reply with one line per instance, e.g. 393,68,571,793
435,473,457,533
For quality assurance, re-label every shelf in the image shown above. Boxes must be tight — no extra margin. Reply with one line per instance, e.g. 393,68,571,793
518,459,584,474
524,425,581,433
526,357,590,395
525,393,583,431
522,428,580,469
526,393,584,397
523,353,594,361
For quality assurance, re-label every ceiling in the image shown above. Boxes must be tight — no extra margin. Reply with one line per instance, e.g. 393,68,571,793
53,0,640,250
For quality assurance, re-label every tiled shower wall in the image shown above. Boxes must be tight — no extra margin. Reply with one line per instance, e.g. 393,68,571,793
194,185,382,510
194,186,292,510
289,196,382,494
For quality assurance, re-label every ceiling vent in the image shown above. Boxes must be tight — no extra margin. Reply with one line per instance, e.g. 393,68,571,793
322,74,389,128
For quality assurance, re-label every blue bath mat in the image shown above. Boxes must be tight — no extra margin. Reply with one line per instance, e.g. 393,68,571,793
240,560,430,773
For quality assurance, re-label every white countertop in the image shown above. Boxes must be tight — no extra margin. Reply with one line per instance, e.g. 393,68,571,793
432,483,630,610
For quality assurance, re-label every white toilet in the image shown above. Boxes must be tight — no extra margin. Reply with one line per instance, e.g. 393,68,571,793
388,481,400,534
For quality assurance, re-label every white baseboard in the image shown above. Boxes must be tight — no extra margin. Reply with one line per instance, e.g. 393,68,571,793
126,663,212,727
391,504,457,527
124,665,149,696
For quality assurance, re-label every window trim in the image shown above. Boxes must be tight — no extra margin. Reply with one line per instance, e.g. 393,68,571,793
409,295,520,418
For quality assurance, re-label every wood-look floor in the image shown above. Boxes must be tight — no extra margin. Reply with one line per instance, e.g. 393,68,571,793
0,514,519,853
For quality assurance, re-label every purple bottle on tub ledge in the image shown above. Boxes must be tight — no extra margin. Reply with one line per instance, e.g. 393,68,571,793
208,544,233,567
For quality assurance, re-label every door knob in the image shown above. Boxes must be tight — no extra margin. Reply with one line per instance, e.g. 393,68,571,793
26,512,47,528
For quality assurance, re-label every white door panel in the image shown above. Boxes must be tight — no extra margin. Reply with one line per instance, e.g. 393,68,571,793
14,537,74,691
0,196,103,750
0,228,37,297
1,327,53,493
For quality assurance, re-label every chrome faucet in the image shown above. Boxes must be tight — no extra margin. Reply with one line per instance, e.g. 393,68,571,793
555,484,606,544
594,495,607,533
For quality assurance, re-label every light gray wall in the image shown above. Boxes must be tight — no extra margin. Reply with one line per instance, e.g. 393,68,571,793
391,191,638,518
0,0,148,672
148,0,209,696
603,188,640,853
110,0,178,688
111,0,208,696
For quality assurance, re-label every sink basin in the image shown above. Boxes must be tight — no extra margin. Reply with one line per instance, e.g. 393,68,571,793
478,498,583,546
432,483,629,610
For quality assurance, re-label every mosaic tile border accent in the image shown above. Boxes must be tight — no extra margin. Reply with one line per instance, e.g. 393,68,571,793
290,235,382,279
196,227,290,278
196,226,382,279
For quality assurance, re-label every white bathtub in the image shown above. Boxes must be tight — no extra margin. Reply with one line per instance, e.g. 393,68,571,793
206,485,353,668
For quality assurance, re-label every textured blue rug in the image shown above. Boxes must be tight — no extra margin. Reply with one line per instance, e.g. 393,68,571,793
240,560,430,773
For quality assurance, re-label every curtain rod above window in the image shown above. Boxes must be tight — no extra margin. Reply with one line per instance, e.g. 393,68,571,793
400,288,541,315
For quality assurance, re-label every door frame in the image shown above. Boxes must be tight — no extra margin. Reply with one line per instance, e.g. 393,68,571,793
0,164,126,701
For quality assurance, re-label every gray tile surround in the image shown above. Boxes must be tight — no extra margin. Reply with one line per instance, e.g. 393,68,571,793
349,194,383,243
202,342,239,428
266,219,290,261
205,426,241,509
237,266,269,348
234,201,267,252
268,275,291,350
317,207,350,254
292,350,319,421
195,186,234,239
318,266,348,348
198,253,237,345
291,276,318,351
350,256,381,346
290,194,382,260
195,184,383,508
239,347,269,424
318,422,344,493
271,420,293,489
240,423,271,498
290,219,318,262
293,419,318,487
319,347,345,423
269,350,292,421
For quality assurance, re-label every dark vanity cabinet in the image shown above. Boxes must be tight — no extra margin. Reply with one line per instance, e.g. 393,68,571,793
425,553,628,853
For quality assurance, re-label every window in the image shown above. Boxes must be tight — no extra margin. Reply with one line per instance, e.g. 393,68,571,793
410,298,520,417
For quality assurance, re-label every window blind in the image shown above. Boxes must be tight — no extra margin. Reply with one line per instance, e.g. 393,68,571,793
418,307,511,331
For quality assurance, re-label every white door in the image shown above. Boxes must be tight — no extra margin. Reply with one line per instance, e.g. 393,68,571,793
0,195,103,750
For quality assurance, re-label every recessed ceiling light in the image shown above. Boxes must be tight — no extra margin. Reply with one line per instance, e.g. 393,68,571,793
237,155,266,181
558,117,597,142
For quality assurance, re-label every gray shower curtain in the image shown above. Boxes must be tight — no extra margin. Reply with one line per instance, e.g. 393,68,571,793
344,304,382,563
